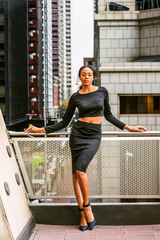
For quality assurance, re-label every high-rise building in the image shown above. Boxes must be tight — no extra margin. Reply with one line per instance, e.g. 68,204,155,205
65,0,72,99
28,0,53,120
59,0,72,101
28,0,40,118
52,0,62,117
42,0,53,119
0,0,28,127
59,0,67,100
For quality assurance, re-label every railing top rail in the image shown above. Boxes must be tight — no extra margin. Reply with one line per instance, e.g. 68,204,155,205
8,131,160,137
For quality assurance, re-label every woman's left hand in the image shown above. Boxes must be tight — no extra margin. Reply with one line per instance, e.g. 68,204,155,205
124,125,147,132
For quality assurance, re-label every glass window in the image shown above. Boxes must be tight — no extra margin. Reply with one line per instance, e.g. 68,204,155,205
120,95,160,114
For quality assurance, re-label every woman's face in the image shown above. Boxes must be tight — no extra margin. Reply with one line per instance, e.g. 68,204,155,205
79,67,94,86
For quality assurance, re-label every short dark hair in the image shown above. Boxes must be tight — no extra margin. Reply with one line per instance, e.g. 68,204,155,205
78,65,96,78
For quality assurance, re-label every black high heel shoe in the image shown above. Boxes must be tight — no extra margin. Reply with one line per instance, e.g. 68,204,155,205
83,203,96,230
79,208,88,231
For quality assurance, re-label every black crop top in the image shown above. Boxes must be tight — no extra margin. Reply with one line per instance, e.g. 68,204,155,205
45,86,126,133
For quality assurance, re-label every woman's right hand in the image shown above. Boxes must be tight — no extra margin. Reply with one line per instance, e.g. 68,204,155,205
24,126,45,133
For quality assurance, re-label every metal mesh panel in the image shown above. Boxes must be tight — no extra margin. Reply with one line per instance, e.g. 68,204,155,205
13,137,160,199
120,140,159,195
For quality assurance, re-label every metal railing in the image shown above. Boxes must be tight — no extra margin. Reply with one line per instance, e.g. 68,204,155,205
9,131,160,201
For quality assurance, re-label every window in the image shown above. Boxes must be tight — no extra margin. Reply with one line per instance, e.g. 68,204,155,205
0,43,4,49
52,24,58,28
53,63,59,67
120,95,160,114
0,26,4,31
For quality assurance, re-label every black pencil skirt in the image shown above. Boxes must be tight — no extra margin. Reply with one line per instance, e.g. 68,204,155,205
69,120,102,174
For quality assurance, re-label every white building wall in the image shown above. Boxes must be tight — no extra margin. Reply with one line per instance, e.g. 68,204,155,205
60,0,67,100
98,17,140,63
65,0,72,99
139,10,160,56
100,63,160,131
95,8,160,131
60,0,72,100
42,0,53,117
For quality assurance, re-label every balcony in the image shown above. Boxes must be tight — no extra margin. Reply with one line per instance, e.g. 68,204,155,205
29,42,38,52
28,9,37,18
29,90,38,98
29,31,38,41
28,19,37,29
29,101,39,110
11,131,160,203
28,0,37,6
2,130,157,230
29,78,38,87
29,55,38,65
29,86,38,97
28,111,39,118
29,65,38,75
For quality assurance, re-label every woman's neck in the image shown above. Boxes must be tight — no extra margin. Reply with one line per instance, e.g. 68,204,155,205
80,85,95,93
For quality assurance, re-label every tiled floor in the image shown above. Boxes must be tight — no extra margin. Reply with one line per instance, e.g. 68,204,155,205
29,224,160,240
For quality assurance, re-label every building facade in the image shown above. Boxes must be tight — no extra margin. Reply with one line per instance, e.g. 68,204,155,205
42,0,53,119
28,0,53,120
28,0,41,118
65,0,72,99
59,0,72,100
95,0,160,131
0,0,28,127
52,0,62,118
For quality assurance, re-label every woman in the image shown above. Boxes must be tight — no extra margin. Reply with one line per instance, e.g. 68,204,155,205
25,66,147,231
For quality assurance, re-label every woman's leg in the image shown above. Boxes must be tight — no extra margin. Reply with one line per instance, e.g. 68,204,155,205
72,173,87,226
75,170,94,223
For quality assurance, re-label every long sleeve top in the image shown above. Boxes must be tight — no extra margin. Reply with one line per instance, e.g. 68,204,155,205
45,86,126,133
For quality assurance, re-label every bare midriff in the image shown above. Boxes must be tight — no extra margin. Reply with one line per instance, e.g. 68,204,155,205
78,116,103,124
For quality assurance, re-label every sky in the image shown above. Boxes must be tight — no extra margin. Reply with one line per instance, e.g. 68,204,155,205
71,0,94,86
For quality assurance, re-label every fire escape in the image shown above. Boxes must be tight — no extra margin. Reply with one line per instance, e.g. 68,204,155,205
28,0,39,118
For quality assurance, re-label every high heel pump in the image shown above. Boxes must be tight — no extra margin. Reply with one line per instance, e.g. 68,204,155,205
79,208,88,231
83,203,96,230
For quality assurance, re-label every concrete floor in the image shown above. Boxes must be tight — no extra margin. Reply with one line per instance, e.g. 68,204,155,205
29,224,160,240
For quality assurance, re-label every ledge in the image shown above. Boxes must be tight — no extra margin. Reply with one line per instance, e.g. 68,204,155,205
95,11,139,21
30,203,160,225
99,62,160,72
